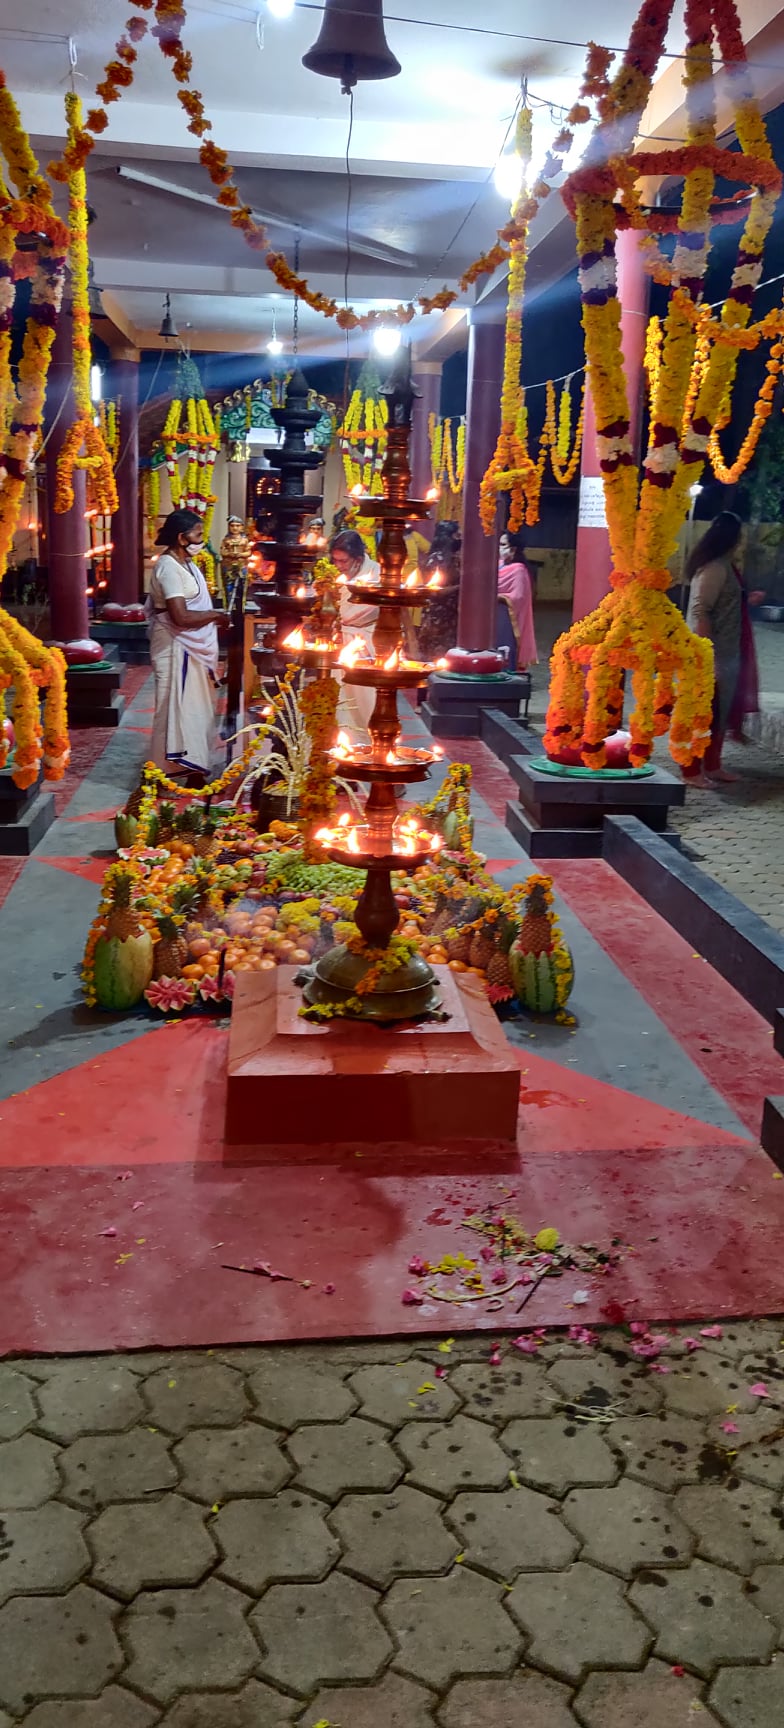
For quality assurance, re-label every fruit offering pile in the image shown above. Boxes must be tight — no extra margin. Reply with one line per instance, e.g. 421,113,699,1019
82,769,575,1022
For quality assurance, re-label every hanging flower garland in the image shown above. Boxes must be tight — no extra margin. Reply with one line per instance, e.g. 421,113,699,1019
479,108,543,534
428,415,466,498
545,0,780,772
339,372,387,495
54,93,118,516
544,376,586,486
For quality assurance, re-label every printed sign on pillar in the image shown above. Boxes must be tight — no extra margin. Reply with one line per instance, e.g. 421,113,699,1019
578,476,608,529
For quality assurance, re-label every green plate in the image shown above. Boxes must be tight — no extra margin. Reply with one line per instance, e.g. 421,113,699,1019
530,756,655,781
65,660,117,673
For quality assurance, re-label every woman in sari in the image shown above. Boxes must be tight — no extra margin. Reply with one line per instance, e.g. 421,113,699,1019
147,509,228,784
684,512,763,785
498,531,538,668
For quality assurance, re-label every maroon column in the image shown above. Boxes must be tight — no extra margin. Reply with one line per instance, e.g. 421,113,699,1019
572,227,650,621
457,307,505,650
44,301,89,643
110,352,140,605
411,361,442,523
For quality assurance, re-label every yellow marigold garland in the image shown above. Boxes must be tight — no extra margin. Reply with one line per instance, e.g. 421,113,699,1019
54,93,118,517
480,108,542,534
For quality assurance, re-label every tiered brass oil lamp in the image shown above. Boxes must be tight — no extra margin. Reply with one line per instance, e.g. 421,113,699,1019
250,368,327,678
302,347,448,1022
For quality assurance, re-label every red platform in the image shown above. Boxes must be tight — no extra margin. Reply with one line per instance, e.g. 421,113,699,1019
226,968,520,1145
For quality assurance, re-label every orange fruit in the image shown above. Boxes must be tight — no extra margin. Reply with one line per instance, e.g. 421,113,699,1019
182,963,204,980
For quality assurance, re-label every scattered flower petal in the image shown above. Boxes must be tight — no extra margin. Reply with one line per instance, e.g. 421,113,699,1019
491,1268,508,1286
721,1421,740,1434
749,1381,769,1398
408,1255,428,1276
683,1337,703,1353
649,1363,671,1374
98,1226,117,1238
437,1338,454,1353
700,1325,723,1339
323,1283,336,1296
512,1334,540,1355
401,1288,424,1306
571,1289,590,1305
671,1665,685,1678
509,1469,521,1489
534,1227,559,1252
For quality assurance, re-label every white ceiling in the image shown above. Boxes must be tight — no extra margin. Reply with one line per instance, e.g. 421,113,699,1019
3,1,782,356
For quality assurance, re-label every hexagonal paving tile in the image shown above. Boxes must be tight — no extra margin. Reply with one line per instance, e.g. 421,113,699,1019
0,1367,37,1440
446,1362,553,1424
22,1691,159,1727
629,1557,777,1677
299,1672,435,1727
396,1415,510,1496
0,1433,60,1509
438,1670,577,1727
349,1359,460,1426
709,1661,784,1728
573,1660,722,1727
0,1585,122,1715
502,1417,618,1497
608,1412,709,1491
507,1561,651,1682
59,1429,177,1507
122,1577,259,1704
160,1681,297,1725
88,1494,217,1597
249,1359,355,1428
675,1481,784,1573
34,1363,143,1443
142,1364,249,1434
174,1423,290,1502
750,1564,784,1644
288,1417,402,1499
548,1354,663,1417
563,1477,695,1576
447,1486,578,1579
252,1573,392,1696
662,1357,755,1420
381,1566,521,1689
215,1490,339,1592
331,1486,458,1586
0,1502,89,1602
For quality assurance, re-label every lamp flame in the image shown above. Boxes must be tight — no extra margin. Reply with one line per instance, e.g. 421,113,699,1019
383,648,401,671
404,572,420,589
435,657,449,670
427,569,444,589
332,730,352,759
338,811,352,828
347,827,361,854
386,749,397,765
432,744,444,759
425,485,440,502
282,627,305,650
338,638,363,667
295,584,309,599
350,483,364,498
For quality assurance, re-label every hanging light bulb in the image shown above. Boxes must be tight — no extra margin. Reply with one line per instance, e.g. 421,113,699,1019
267,304,283,356
267,0,295,16
373,325,401,358
494,150,524,202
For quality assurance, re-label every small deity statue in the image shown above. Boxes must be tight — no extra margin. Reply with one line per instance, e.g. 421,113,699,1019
220,515,253,578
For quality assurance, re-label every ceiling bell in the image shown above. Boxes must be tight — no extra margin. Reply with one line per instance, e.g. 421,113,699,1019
302,0,401,95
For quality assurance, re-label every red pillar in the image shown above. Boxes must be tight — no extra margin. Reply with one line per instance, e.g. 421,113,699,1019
44,301,89,643
572,228,650,621
110,352,140,605
458,308,505,650
411,361,442,527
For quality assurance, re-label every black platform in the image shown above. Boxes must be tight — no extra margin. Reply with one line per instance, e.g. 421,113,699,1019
65,652,126,727
505,756,685,859
0,770,56,856
91,621,150,664
421,672,531,739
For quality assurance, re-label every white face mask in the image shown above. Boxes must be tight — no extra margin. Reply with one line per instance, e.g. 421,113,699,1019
185,540,204,556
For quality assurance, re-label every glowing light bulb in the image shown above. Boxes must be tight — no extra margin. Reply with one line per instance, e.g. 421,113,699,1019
267,334,283,356
494,151,524,202
373,325,401,358
267,0,295,16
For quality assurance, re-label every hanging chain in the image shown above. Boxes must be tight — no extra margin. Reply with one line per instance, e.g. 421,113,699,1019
293,233,300,358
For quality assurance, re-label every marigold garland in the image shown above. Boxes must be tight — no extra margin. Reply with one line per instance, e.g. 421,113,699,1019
480,109,544,534
54,93,118,517
544,0,781,772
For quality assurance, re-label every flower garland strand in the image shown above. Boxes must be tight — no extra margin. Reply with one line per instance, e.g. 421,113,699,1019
545,0,779,772
479,108,543,534
54,92,118,516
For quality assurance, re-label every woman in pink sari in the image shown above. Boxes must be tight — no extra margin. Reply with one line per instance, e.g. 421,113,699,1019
498,531,538,668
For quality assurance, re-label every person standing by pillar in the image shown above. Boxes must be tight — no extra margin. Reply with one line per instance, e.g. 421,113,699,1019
109,348,140,606
43,300,90,644
457,307,505,650
572,229,650,622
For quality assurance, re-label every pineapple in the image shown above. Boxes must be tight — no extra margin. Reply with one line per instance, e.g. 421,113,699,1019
157,801,176,841
153,913,188,980
194,813,218,859
445,926,471,964
92,865,154,1009
105,866,140,942
469,926,495,972
518,881,553,955
487,946,513,991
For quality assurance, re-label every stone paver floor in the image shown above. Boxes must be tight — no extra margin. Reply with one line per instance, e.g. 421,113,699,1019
2,1323,784,1723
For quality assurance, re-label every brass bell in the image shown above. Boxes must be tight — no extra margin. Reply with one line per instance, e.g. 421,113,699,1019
302,0,401,95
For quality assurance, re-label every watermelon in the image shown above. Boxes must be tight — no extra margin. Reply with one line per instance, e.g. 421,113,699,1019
114,812,139,849
93,930,154,1010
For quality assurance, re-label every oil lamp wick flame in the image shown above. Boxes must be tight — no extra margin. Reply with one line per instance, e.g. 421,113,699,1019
282,627,305,650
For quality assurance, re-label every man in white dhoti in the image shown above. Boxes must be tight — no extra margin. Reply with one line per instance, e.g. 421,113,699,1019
146,509,229,783
331,529,381,736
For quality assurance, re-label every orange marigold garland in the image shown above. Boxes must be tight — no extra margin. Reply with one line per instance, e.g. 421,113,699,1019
545,0,780,772
54,93,118,516
479,108,543,534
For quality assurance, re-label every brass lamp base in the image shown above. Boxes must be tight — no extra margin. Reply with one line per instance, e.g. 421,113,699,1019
302,944,440,1022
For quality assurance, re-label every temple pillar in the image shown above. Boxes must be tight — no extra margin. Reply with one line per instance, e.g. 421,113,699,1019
228,459,249,521
457,308,505,649
44,302,89,642
109,352,140,605
572,228,650,621
411,360,442,518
